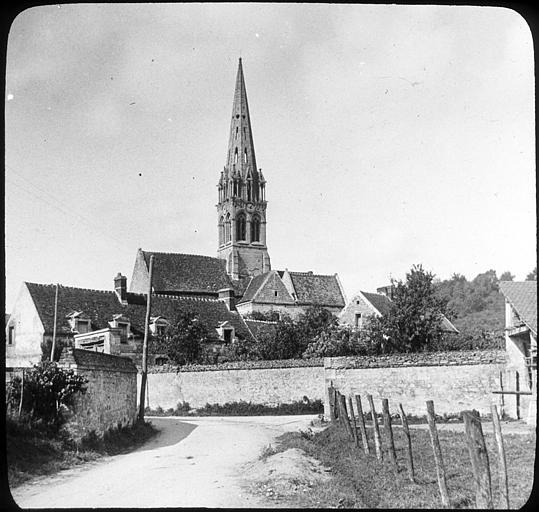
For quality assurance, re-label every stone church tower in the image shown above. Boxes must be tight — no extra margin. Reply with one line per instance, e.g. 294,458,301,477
217,58,271,280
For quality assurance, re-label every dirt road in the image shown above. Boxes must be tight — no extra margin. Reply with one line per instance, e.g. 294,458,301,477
10,415,317,509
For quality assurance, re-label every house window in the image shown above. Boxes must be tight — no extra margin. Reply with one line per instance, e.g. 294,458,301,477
118,322,129,344
76,319,90,334
355,313,362,328
223,329,233,343
8,325,15,345
274,290,279,297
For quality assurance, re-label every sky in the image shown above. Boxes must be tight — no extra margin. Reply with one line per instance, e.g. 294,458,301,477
4,3,536,312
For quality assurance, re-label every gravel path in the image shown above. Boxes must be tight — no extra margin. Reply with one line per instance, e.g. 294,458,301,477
10,415,318,509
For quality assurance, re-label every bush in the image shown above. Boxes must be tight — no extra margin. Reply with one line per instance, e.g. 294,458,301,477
7,362,87,431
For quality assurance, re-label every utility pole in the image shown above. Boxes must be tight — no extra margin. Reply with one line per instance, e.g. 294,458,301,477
138,255,154,422
50,283,59,362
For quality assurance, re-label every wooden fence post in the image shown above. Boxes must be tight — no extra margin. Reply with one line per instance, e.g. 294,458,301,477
348,395,359,447
339,393,354,441
491,404,509,509
328,385,336,421
367,394,383,461
515,371,520,420
398,403,415,482
355,395,370,455
382,398,398,469
426,400,450,508
462,410,493,509
499,371,505,416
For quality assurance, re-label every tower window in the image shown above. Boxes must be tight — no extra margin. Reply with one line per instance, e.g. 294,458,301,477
235,127,238,139
236,213,246,241
234,147,238,164
243,148,248,163
251,215,260,242
218,216,224,246
225,213,231,242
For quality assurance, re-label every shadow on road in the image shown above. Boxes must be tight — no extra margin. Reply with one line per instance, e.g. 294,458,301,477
135,418,198,452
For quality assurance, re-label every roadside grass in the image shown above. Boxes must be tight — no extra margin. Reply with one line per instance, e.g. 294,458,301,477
269,422,535,509
146,398,324,417
7,418,158,488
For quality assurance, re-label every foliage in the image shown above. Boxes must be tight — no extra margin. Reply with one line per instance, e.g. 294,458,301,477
150,311,212,365
526,266,537,281
303,320,385,358
41,336,70,363
7,362,88,430
245,310,281,322
380,264,449,352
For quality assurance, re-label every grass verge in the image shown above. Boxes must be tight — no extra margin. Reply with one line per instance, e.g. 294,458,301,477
7,418,158,489
146,398,324,416
268,421,535,508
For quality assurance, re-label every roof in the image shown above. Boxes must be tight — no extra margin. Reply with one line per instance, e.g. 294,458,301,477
25,282,253,342
360,291,393,316
499,281,537,335
286,272,345,307
239,273,271,303
238,271,295,305
140,250,235,294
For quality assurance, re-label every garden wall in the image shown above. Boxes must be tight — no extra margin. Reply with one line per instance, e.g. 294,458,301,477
139,359,325,410
324,350,507,418
59,348,138,440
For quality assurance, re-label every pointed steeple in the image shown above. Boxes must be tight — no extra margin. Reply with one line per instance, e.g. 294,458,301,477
225,58,258,180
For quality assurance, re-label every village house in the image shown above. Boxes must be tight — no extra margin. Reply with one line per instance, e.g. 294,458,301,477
5,273,256,371
499,281,537,419
339,285,459,333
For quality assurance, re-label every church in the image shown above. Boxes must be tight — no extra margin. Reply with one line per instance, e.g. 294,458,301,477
129,58,346,319
5,59,346,368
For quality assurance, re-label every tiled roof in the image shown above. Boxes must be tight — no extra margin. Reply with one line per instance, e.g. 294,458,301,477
360,291,393,316
238,273,270,303
25,282,253,341
499,281,537,335
141,251,234,294
288,272,345,307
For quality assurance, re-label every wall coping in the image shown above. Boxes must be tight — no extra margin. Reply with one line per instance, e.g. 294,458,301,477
325,349,507,370
145,358,325,373
59,347,137,373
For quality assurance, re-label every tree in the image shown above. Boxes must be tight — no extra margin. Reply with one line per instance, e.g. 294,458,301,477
151,312,211,365
526,267,537,281
382,264,449,352
499,271,515,282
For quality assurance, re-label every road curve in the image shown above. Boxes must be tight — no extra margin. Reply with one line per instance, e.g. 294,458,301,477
10,415,317,509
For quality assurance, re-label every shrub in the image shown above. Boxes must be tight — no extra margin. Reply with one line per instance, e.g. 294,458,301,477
7,362,87,430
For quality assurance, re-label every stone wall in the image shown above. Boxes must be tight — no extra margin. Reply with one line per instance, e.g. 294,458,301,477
60,348,138,440
324,350,507,418
140,361,325,410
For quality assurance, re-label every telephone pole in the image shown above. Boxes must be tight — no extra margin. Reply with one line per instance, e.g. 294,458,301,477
138,255,154,421
50,283,59,362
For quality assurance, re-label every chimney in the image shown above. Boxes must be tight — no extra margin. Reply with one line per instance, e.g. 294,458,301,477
218,288,236,311
114,273,127,304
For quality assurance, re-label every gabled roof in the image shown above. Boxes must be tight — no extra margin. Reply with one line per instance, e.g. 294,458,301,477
140,250,235,294
499,281,537,335
25,282,253,342
238,271,295,305
360,291,392,316
286,271,345,307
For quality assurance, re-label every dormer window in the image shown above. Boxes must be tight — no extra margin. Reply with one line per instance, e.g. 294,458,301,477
150,316,170,336
218,322,235,343
109,314,131,344
67,311,91,334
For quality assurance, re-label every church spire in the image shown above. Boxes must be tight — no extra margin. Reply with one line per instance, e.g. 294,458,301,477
225,58,258,180
217,58,270,281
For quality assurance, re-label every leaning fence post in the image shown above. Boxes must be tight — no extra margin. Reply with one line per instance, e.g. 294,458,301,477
355,395,370,455
398,403,415,482
462,410,493,509
382,398,398,469
490,404,509,509
367,394,383,461
339,393,354,441
426,400,450,508
348,395,359,447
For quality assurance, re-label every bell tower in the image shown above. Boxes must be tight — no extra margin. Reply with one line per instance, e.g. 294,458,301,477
217,58,271,280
